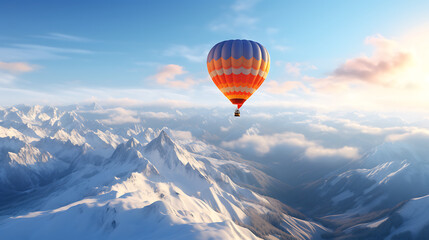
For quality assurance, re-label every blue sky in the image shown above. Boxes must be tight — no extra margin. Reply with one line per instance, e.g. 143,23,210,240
2,0,429,114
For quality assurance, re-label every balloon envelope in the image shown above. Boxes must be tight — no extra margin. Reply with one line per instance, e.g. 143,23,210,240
207,39,270,109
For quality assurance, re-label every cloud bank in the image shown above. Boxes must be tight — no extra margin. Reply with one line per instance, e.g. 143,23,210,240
221,131,360,160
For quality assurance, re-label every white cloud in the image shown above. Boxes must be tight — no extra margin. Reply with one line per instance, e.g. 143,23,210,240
209,0,260,34
385,127,429,142
0,62,37,73
36,33,91,42
264,80,309,94
210,14,258,33
272,45,289,52
83,97,199,109
0,72,16,85
245,124,260,135
231,0,260,12
0,62,37,85
249,113,273,119
138,99,199,108
338,119,384,134
261,32,429,114
331,35,413,87
0,85,206,108
14,44,92,54
0,44,92,61
99,108,140,125
285,63,302,76
152,64,186,83
266,28,280,35
140,111,174,119
164,44,210,62
221,131,360,160
284,62,317,76
310,35,418,94
308,123,338,133
85,107,176,130
262,62,316,94
220,126,231,132
89,97,144,107
93,108,179,125
305,146,360,159
150,64,197,89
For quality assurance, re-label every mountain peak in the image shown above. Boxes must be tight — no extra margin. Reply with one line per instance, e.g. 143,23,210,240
143,129,202,170
125,137,140,148
89,102,103,111
144,129,179,160
152,129,175,148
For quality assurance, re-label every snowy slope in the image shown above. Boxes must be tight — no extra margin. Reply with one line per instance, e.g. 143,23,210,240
180,136,292,197
0,105,327,240
326,195,429,239
297,139,429,217
387,195,429,239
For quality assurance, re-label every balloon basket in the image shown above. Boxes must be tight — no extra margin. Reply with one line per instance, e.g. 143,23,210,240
234,109,240,117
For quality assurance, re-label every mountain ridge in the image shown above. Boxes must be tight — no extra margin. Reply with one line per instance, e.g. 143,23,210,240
0,105,326,240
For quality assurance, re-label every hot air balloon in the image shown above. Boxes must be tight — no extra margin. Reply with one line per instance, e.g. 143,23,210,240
207,39,270,117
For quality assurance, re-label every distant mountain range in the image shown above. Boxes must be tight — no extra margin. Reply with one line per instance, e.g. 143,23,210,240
0,105,325,240
0,104,428,239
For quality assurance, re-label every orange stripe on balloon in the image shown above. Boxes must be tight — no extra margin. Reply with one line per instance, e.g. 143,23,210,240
214,74,254,88
213,73,266,89
207,57,268,72
224,91,253,100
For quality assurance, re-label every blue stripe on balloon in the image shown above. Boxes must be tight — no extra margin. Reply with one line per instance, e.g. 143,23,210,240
256,42,267,62
250,41,261,61
207,42,223,62
208,39,268,62
221,40,232,60
213,42,224,61
242,40,253,60
231,40,243,60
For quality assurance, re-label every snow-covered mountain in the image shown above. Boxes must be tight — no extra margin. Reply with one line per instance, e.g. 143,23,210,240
2,104,429,239
320,194,429,240
291,138,429,219
387,195,429,239
0,105,327,240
